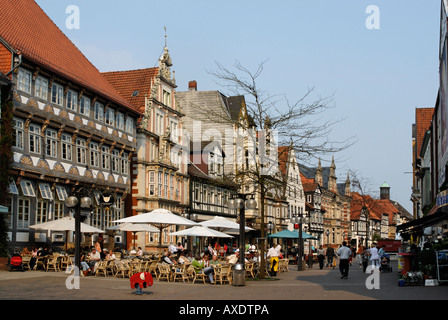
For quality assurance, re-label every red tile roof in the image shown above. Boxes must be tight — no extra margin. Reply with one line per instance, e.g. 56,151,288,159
102,68,159,113
0,0,138,113
351,192,399,225
300,172,314,185
302,182,318,193
277,146,290,176
415,108,434,156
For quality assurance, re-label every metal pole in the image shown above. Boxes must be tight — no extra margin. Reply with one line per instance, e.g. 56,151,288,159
239,195,245,267
74,205,81,273
298,221,303,271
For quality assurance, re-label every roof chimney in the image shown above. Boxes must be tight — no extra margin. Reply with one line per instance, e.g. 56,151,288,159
188,80,197,92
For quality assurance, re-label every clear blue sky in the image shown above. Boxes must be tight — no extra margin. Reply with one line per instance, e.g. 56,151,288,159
36,0,441,213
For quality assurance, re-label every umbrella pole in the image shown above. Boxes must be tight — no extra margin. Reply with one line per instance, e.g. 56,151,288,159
159,228,163,260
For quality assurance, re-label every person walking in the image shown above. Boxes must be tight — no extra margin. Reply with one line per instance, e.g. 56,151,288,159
326,246,336,269
317,245,326,270
368,243,380,270
337,241,352,279
361,247,370,273
356,245,364,269
267,244,280,276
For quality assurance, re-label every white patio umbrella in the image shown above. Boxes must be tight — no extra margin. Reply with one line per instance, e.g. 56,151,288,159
29,216,105,250
169,226,233,254
113,208,198,255
29,216,105,233
199,216,254,233
168,226,234,238
107,223,158,249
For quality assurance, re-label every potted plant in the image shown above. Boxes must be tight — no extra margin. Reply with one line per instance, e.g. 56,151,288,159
398,270,407,287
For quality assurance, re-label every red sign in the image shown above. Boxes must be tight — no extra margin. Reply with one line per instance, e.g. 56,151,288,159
377,240,401,252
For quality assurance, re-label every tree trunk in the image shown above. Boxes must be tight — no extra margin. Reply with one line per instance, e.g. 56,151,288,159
259,186,266,279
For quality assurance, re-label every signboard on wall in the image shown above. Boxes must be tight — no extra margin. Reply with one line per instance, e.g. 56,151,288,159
436,190,448,207
441,1,448,57
439,40,448,188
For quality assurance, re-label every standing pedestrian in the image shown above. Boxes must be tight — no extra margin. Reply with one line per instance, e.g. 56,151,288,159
317,245,326,269
326,246,336,269
356,245,364,269
337,241,352,279
368,243,380,270
361,247,369,273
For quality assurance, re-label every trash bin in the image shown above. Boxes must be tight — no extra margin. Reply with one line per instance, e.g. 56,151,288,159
232,263,245,286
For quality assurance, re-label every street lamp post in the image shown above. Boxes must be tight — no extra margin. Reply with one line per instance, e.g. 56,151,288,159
325,229,330,267
292,214,306,271
227,193,257,286
181,210,198,252
65,189,93,273
362,206,369,248
266,221,274,247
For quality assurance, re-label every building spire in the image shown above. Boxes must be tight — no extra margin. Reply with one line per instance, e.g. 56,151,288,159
164,26,167,47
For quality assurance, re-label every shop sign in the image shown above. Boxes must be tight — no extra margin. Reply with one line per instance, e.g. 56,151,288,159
436,190,448,207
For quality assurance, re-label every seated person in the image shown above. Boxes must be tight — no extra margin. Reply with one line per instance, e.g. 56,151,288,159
136,247,143,258
80,260,91,275
210,254,221,267
106,250,116,260
185,250,194,262
226,251,239,265
177,251,189,264
88,248,101,270
162,251,176,265
191,254,215,283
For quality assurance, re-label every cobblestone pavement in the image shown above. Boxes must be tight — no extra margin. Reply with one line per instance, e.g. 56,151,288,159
0,260,447,302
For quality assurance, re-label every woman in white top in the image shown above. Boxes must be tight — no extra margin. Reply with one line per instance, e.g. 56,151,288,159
368,244,380,269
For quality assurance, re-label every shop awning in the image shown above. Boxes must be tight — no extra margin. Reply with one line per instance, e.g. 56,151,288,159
397,207,448,233
267,229,318,240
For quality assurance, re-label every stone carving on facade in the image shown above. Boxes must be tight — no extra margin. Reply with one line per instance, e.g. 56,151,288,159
141,94,152,129
158,46,173,82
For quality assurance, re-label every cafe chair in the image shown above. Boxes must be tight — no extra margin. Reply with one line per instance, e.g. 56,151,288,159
245,262,255,278
21,255,31,271
114,261,131,278
215,265,232,285
157,263,172,282
173,263,190,283
191,267,207,284
46,256,60,272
